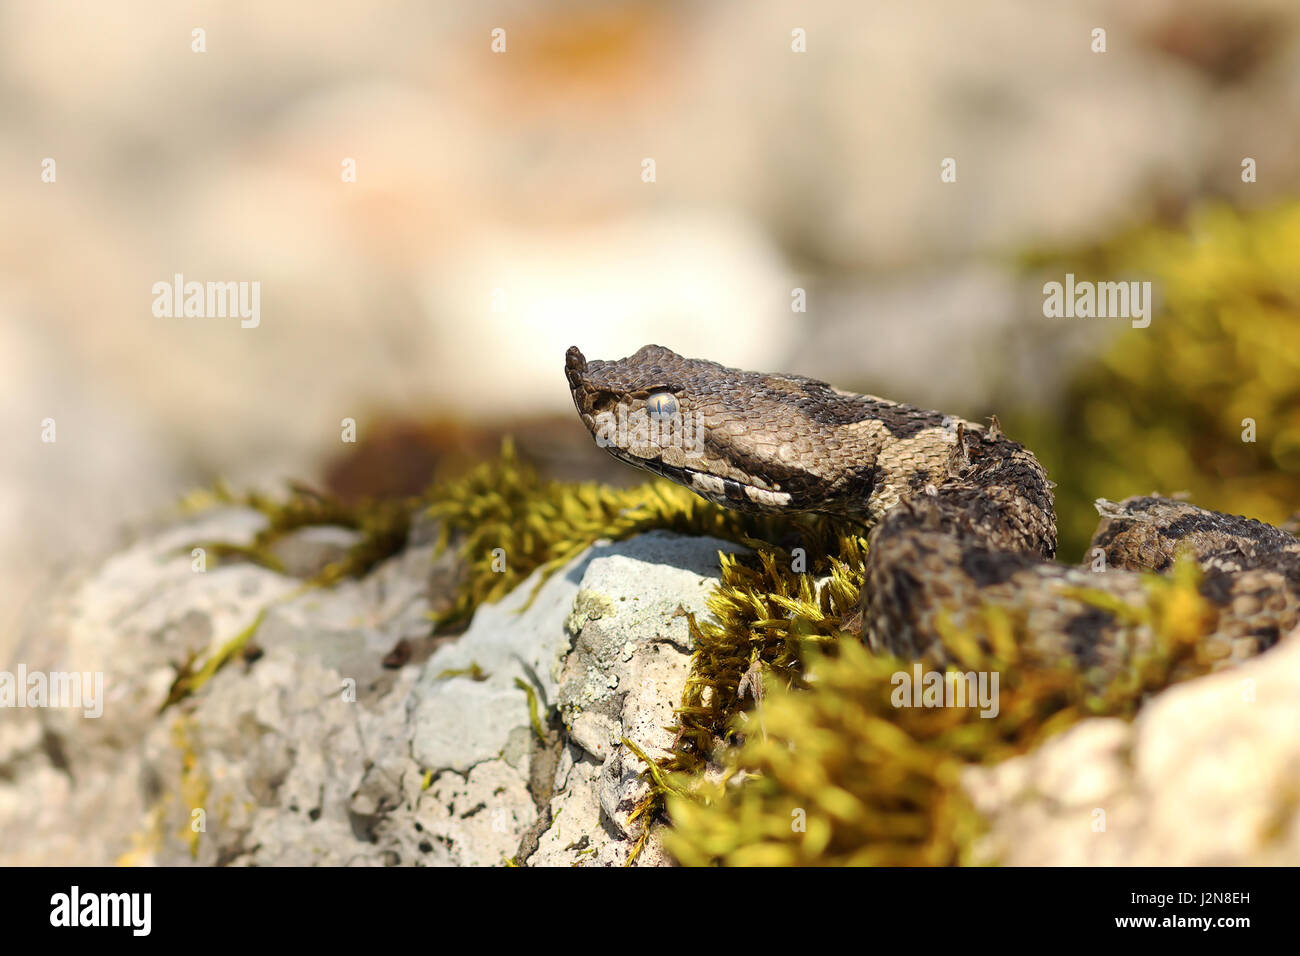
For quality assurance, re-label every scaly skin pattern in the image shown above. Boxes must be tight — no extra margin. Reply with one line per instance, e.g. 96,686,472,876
565,345,1300,680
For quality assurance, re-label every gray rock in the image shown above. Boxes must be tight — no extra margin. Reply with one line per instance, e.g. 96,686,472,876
406,530,736,865
11,499,1294,868
267,525,365,579
963,629,1300,865
542,535,724,854
0,511,733,867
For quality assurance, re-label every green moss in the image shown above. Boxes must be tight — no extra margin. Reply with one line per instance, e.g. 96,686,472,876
165,482,420,708
514,677,548,743
661,558,1219,866
437,663,487,681
183,480,417,587
423,438,863,630
171,716,209,860
160,608,268,712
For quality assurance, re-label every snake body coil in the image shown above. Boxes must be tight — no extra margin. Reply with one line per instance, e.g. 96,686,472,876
565,345,1299,680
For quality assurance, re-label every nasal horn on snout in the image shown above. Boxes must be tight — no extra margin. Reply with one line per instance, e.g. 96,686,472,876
565,346,587,390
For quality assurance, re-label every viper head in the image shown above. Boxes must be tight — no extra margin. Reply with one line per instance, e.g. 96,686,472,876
564,344,879,516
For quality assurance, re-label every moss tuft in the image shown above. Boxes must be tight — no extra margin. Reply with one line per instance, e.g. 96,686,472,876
661,558,1219,866
423,438,864,630
185,479,417,586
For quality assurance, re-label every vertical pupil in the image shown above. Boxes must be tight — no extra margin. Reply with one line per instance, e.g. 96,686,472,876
649,393,675,418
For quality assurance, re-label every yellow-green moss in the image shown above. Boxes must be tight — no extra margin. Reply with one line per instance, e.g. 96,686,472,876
661,559,1219,866
183,480,417,587
514,677,548,743
161,608,268,711
172,716,209,861
424,438,863,630
165,483,419,708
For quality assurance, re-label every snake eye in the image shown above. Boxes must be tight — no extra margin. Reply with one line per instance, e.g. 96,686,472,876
646,391,679,420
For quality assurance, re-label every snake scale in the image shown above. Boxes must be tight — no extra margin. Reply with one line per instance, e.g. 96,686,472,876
565,344,1300,680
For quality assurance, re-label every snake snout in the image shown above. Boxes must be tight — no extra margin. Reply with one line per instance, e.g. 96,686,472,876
565,346,588,391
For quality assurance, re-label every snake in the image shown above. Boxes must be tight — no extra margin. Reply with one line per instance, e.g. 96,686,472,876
565,344,1300,680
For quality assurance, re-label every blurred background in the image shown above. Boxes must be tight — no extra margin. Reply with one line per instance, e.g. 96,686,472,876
3,0,1299,663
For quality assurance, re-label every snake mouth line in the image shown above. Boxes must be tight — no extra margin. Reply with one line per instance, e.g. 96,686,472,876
606,446,795,512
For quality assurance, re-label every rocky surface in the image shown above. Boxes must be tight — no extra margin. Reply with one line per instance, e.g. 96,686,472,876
3,502,1297,866
963,631,1300,865
0,505,733,867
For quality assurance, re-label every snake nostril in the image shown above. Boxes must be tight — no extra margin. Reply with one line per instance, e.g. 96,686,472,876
589,392,621,417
